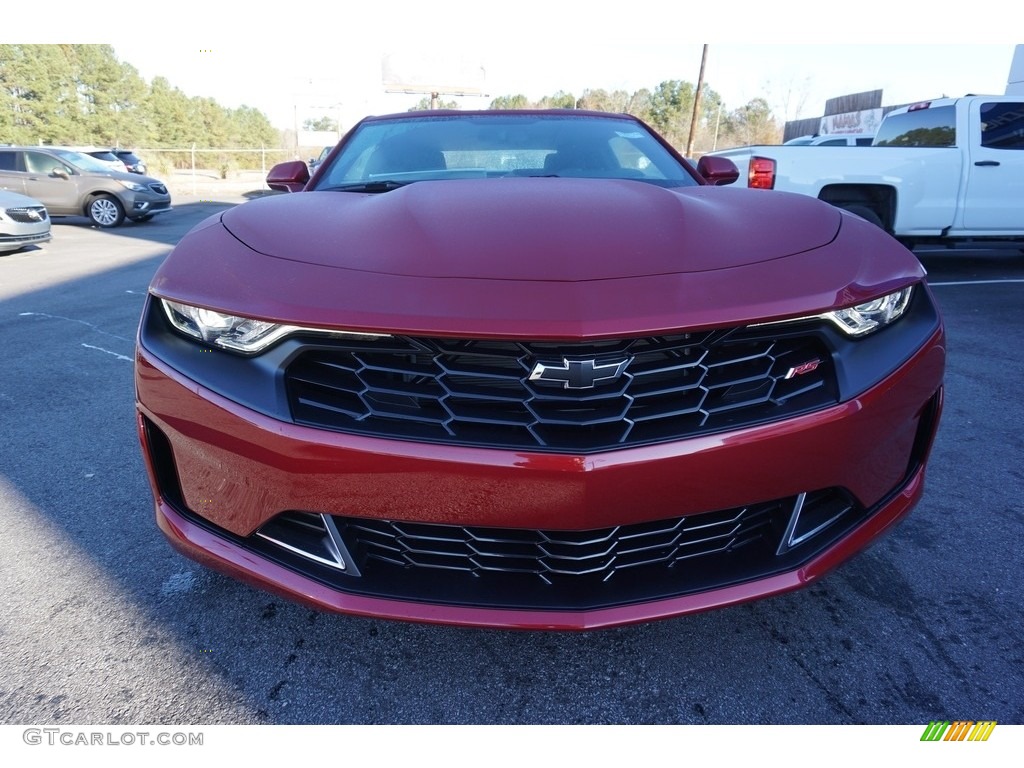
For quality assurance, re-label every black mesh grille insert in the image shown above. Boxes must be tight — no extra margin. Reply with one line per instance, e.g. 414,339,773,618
248,489,862,611
285,328,837,452
345,503,777,582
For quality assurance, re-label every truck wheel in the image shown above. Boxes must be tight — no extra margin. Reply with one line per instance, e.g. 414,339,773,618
839,204,884,230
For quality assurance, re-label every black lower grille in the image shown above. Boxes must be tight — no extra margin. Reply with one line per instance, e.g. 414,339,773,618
285,328,837,452
249,489,862,611
346,504,776,583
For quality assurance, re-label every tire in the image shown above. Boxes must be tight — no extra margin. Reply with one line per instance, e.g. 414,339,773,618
839,203,884,230
87,194,125,228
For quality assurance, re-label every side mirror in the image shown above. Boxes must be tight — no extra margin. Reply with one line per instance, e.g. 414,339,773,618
696,156,740,186
267,160,311,193
51,167,70,180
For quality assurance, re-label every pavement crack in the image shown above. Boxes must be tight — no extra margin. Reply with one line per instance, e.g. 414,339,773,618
18,312,133,343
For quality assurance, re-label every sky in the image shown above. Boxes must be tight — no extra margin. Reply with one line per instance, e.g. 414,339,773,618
12,2,1023,133
110,41,1018,133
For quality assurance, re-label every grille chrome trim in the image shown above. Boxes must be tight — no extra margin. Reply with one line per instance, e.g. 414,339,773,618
776,489,858,555
256,512,359,575
4,206,49,223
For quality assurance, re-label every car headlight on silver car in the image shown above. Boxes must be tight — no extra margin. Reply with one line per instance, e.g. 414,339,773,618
160,298,389,354
118,179,149,192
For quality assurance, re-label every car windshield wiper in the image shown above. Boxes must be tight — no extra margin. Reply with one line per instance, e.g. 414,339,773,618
325,180,413,193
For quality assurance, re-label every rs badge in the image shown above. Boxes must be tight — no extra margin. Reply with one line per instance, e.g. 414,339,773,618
784,359,822,380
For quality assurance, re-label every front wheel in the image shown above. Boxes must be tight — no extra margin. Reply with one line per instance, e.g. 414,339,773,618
838,203,884,230
87,195,125,228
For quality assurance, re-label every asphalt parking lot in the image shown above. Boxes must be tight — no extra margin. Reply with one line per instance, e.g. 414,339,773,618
1,200,1022,725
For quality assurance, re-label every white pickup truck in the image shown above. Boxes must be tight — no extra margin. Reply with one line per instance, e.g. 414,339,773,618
707,95,1024,247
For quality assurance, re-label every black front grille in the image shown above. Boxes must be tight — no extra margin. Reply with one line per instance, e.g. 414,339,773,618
346,504,777,582
250,489,862,611
4,206,48,223
285,328,837,452
149,183,168,195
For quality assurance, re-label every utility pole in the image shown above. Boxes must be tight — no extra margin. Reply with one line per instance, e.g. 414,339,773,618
686,45,708,159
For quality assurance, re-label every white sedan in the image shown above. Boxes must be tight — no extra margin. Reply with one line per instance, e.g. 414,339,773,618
0,188,51,253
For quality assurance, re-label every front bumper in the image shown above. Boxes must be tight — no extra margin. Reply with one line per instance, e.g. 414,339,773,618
121,185,172,220
0,229,51,252
135,322,945,629
127,198,172,219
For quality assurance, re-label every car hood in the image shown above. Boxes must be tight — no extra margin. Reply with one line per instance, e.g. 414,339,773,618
155,180,925,339
221,179,841,281
0,189,46,207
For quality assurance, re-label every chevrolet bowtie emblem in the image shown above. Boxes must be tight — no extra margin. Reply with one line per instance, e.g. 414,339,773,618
529,358,630,389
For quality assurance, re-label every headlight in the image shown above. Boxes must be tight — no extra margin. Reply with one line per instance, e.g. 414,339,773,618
118,179,148,192
162,300,296,353
820,286,914,337
159,299,388,354
752,286,915,338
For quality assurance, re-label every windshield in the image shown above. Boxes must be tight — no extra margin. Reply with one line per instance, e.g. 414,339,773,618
51,149,119,173
312,113,699,190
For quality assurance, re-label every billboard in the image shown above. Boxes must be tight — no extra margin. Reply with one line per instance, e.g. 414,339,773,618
381,53,485,96
1008,44,1024,95
819,108,884,136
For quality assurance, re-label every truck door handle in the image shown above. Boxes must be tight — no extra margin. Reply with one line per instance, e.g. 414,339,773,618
974,160,1000,166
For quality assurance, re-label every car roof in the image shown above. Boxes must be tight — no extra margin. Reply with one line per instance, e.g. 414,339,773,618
883,94,1009,118
58,145,115,153
359,108,636,124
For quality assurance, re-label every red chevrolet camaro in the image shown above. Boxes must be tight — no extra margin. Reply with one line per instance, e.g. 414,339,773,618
135,111,945,629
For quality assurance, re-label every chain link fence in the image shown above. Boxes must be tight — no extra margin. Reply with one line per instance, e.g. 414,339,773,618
135,146,323,196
